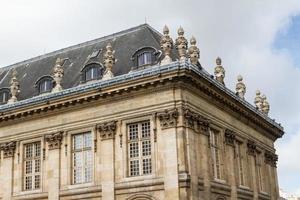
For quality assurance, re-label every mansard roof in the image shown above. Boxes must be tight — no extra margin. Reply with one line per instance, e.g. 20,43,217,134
0,24,172,100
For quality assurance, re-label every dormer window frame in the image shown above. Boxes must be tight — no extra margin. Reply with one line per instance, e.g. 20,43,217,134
0,88,10,105
35,76,54,95
80,62,104,83
131,47,160,70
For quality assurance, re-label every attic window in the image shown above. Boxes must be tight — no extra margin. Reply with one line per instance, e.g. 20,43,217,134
0,89,9,104
81,63,104,83
137,52,152,66
35,76,54,94
131,47,158,70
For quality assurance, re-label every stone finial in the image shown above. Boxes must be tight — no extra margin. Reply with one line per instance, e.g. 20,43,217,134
214,57,225,85
52,58,64,93
175,26,188,62
254,90,263,111
235,75,246,99
261,95,270,115
103,43,116,80
188,36,200,65
160,25,174,65
7,69,20,104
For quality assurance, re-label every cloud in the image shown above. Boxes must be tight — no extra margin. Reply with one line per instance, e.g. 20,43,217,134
0,0,300,195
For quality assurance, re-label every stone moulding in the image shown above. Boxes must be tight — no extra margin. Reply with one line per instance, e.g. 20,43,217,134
45,132,63,150
97,120,117,140
0,141,16,158
224,129,235,146
157,108,179,129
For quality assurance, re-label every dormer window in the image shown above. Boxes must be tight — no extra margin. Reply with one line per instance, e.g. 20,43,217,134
35,76,54,95
81,63,104,83
131,47,160,70
0,88,9,104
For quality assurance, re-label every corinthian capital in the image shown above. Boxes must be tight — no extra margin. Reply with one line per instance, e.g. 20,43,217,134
45,132,63,150
97,121,117,140
0,141,16,158
157,108,179,129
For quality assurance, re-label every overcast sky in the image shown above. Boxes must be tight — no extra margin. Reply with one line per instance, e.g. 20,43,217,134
1,0,300,196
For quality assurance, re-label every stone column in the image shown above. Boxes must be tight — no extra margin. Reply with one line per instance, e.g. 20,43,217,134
45,132,63,200
0,141,16,200
97,121,116,200
224,130,237,200
157,109,180,200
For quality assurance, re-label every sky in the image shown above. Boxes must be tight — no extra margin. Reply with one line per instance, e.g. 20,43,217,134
0,0,300,196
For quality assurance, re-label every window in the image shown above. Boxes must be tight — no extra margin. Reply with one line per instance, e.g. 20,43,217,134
236,142,245,186
210,128,222,180
35,76,54,94
256,153,265,192
137,52,152,66
0,89,9,104
128,121,152,176
23,142,41,191
72,132,93,184
81,63,103,82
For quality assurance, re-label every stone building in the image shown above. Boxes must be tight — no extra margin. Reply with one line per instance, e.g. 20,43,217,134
0,24,284,200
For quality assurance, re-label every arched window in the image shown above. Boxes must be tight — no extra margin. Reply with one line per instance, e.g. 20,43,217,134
131,47,160,70
81,63,104,83
0,88,10,104
35,76,54,94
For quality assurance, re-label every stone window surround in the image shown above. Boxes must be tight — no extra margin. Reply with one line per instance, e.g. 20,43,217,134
15,138,44,196
120,115,157,182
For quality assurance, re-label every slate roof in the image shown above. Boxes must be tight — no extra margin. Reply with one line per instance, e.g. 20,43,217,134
0,23,178,100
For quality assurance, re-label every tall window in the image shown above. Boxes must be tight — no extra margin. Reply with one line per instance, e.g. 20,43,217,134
210,128,222,180
128,121,152,176
23,142,41,190
237,142,245,186
137,52,152,66
256,153,265,192
0,89,9,104
72,132,93,184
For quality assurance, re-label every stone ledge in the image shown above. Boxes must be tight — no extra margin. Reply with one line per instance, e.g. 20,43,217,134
237,186,254,199
210,180,231,197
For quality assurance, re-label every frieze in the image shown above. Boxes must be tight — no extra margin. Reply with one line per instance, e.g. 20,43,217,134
224,129,235,146
264,151,278,167
247,140,256,156
157,108,179,129
97,121,117,140
45,132,63,150
0,141,16,158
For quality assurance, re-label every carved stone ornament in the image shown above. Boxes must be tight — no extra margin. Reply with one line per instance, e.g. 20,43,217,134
0,141,16,158
157,108,179,129
235,75,246,99
183,108,197,129
45,132,63,150
247,140,256,156
183,107,210,134
188,36,200,65
97,121,117,140
261,95,270,115
160,25,174,65
7,69,20,104
196,116,210,135
214,57,225,85
52,58,64,93
264,151,278,167
254,90,263,111
224,129,235,146
102,43,116,80
175,26,188,62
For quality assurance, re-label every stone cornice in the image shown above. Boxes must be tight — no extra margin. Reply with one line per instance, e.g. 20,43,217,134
97,121,117,140
157,108,179,129
0,62,284,140
0,141,16,158
45,132,63,150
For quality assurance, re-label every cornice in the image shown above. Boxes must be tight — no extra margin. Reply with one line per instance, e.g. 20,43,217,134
0,62,284,140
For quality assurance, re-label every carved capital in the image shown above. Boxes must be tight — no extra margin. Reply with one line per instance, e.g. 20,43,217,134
264,151,278,167
247,140,256,156
0,141,16,158
157,109,178,129
97,121,117,140
183,108,197,129
196,115,210,135
45,132,63,150
224,129,235,146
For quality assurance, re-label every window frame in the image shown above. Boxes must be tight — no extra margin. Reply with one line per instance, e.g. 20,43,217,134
81,63,104,83
35,76,54,95
209,127,224,181
0,88,10,104
236,141,246,186
131,47,159,69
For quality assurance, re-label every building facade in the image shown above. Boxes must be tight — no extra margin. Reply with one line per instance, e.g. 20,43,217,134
0,24,284,200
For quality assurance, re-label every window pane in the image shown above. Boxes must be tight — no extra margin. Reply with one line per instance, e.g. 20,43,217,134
73,152,83,167
143,158,152,174
25,176,32,190
130,160,139,176
85,67,99,81
25,160,32,174
84,133,92,148
129,142,139,158
39,80,52,93
129,124,138,140
0,91,9,103
35,159,40,173
35,175,40,189
142,140,151,156
137,52,152,66
141,121,150,138
25,144,33,158
73,135,83,150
